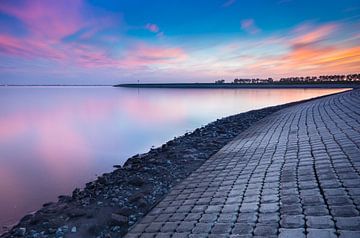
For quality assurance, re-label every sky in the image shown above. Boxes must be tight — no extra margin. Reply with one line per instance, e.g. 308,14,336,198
0,0,359,84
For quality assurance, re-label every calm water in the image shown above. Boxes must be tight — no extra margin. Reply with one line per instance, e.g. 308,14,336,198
0,87,349,231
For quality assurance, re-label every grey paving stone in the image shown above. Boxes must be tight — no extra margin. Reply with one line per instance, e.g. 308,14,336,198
231,223,254,235
278,228,305,238
306,215,334,229
330,205,359,217
253,225,278,236
240,202,259,212
145,222,163,232
307,228,337,238
280,215,305,228
199,214,218,223
304,205,329,216
237,212,258,223
259,203,279,213
176,221,196,232
335,217,360,230
210,223,233,234
338,230,360,238
192,223,213,234
217,213,237,223
160,222,179,232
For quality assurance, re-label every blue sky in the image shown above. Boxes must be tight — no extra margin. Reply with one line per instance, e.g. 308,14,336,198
0,0,359,84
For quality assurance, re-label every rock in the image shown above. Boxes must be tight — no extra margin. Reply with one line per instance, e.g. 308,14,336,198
14,227,26,237
111,226,121,232
117,207,133,216
42,202,53,207
19,214,33,223
71,226,77,233
55,228,64,238
137,198,149,209
111,213,128,225
129,176,144,187
129,192,145,203
66,208,86,218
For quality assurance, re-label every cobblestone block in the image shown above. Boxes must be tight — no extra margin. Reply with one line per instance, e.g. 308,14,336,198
278,228,305,238
210,223,233,234
280,215,305,228
307,228,337,238
335,217,360,230
306,215,334,229
231,223,254,235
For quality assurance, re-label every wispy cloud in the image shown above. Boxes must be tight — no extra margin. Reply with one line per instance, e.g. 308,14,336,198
222,0,236,8
241,19,261,34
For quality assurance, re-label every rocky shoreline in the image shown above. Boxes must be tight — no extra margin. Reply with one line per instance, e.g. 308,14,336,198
1,92,349,238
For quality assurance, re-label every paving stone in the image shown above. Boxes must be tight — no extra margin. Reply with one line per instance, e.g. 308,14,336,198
280,215,305,228
335,217,360,230
330,205,359,217
210,223,233,234
199,214,218,223
240,202,258,212
304,205,329,216
338,230,360,238
307,228,337,238
192,223,213,234
278,228,305,238
217,213,237,223
237,212,258,223
176,221,196,232
258,212,280,224
306,215,334,229
280,204,303,215
259,203,279,213
231,223,254,235
160,222,179,232
253,225,278,236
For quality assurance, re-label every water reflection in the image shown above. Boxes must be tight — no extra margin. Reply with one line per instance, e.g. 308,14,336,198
0,87,349,231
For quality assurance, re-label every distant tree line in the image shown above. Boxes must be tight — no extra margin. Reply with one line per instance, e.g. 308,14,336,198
233,78,274,84
279,74,360,83
215,73,360,84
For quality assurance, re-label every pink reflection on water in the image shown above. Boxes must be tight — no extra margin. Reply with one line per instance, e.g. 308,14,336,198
0,87,349,232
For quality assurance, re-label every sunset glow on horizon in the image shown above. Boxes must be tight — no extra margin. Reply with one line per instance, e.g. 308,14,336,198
0,0,359,84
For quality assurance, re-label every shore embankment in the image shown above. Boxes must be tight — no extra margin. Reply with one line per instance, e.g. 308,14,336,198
1,89,352,238
114,82,360,89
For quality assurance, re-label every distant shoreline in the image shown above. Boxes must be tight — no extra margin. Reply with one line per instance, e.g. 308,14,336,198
0,85,113,87
115,82,360,89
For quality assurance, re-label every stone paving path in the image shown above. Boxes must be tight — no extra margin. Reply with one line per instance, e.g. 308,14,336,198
125,90,360,238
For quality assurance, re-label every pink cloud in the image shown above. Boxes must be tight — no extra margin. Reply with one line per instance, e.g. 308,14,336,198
291,23,337,47
145,23,160,33
0,0,124,69
241,19,261,34
0,0,84,39
118,43,188,69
